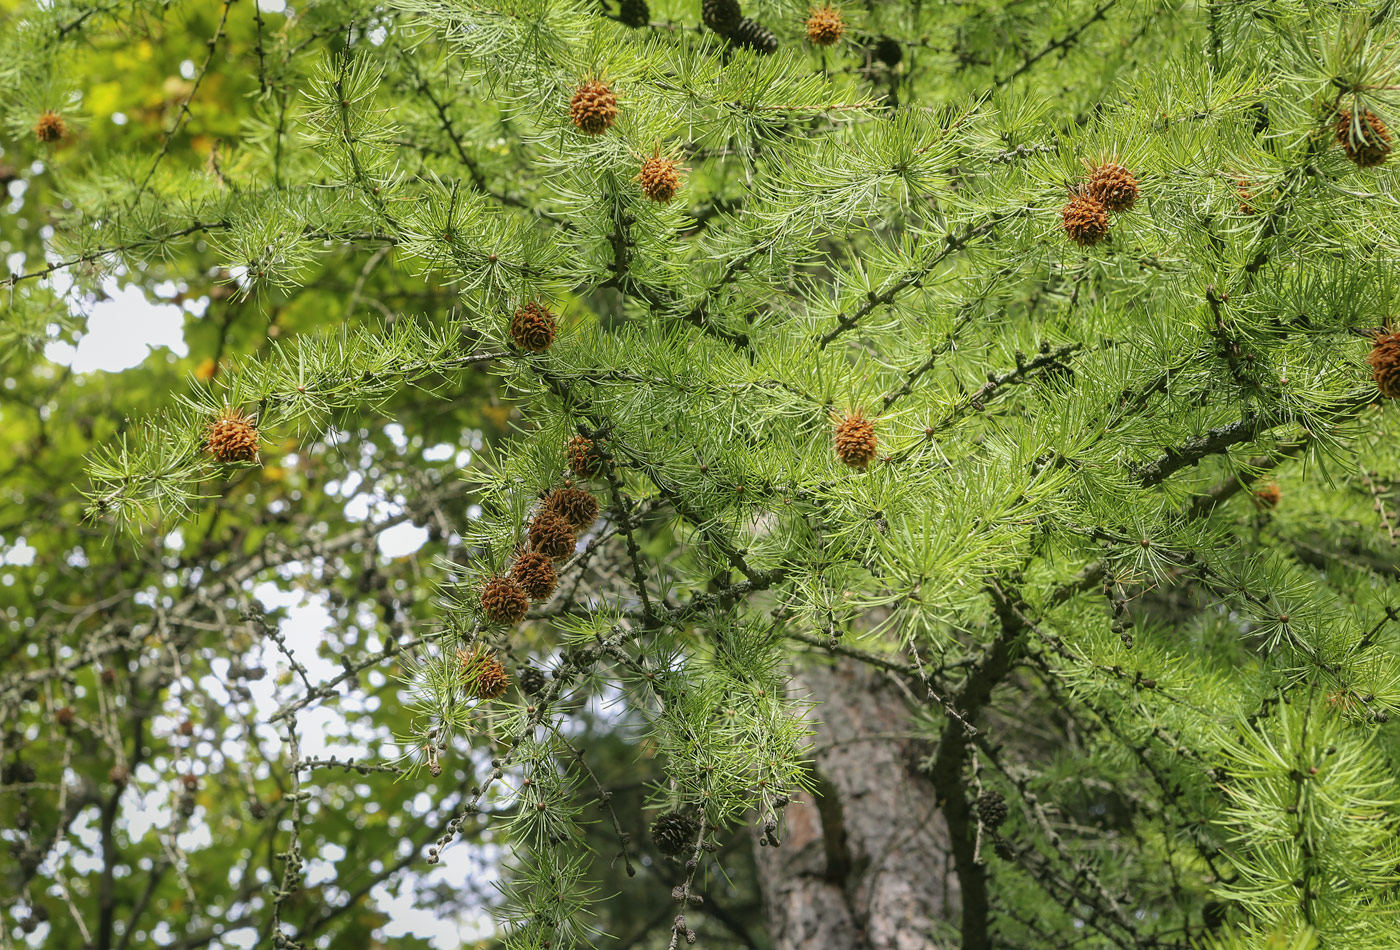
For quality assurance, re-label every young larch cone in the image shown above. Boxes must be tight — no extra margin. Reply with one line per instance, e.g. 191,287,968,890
480,575,530,624
510,301,556,352
566,434,604,479
529,510,577,560
619,0,650,27
1336,109,1391,168
1061,193,1110,246
1253,483,1281,509
702,0,741,34
1085,162,1138,212
460,647,511,700
731,17,778,54
638,153,682,203
833,410,878,468
651,811,700,856
570,79,618,135
806,5,844,46
510,550,558,601
1368,329,1400,398
34,111,67,143
544,484,600,529
206,408,261,464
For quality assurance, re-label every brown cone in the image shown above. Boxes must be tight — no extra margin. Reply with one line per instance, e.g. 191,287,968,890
566,435,603,479
480,576,530,625
833,411,878,468
1061,193,1110,246
510,301,556,352
1336,110,1391,168
1085,162,1138,212
510,551,558,601
638,154,682,203
570,79,618,136
806,5,844,46
33,111,66,144
544,485,599,530
207,408,261,464
529,511,577,560
1368,330,1400,398
459,647,511,700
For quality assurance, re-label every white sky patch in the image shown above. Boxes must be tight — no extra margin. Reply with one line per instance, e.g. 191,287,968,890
378,521,429,557
45,279,189,373
2,537,36,566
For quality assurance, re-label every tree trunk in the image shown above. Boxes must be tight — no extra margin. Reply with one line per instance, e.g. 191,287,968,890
753,657,959,950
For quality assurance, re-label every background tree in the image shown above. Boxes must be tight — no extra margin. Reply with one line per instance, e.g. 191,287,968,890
3,1,1400,950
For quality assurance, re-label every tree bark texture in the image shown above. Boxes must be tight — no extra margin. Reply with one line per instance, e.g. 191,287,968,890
753,657,959,950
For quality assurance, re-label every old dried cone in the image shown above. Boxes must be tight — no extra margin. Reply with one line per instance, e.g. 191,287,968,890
480,575,530,625
510,301,556,352
806,5,844,46
207,408,261,464
651,811,700,856
570,79,618,135
510,550,558,601
1061,192,1110,247
1336,109,1391,168
1368,329,1400,398
833,410,878,468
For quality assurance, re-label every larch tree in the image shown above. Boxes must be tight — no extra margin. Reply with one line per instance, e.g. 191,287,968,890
2,1,1400,949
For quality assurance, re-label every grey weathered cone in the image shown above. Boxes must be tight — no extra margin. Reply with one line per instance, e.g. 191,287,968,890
517,666,547,697
619,0,649,27
702,0,741,34
976,789,1008,828
731,17,778,54
651,811,700,856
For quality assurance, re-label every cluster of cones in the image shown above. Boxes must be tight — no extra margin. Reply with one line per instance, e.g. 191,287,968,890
701,0,778,54
568,78,685,204
461,442,602,703
1061,161,1139,247
479,439,603,626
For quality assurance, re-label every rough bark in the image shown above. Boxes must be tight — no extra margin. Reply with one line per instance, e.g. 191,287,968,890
753,657,958,950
